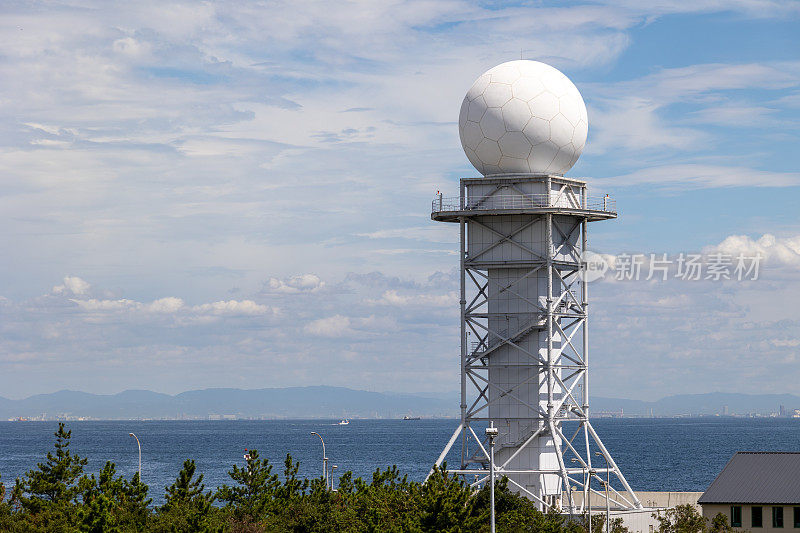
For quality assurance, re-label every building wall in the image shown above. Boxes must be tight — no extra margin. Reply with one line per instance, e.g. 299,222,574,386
701,503,800,533
563,492,703,533
565,491,702,512
637,492,703,512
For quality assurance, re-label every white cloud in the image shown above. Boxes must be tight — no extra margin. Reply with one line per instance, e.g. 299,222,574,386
588,61,800,158
654,294,692,307
53,276,91,295
146,297,185,313
192,300,273,315
603,0,800,17
71,298,138,311
709,233,800,266
772,339,800,347
601,164,800,189
368,289,458,307
112,37,152,59
69,296,184,313
266,274,325,293
689,104,779,126
68,289,275,317
303,315,352,337
589,97,704,153
357,226,457,243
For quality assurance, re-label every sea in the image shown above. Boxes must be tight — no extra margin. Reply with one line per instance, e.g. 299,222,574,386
1,418,798,505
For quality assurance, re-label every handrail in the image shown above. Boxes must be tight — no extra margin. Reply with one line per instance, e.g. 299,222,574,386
431,194,616,214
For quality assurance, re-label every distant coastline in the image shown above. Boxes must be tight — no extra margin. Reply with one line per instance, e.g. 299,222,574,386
2,387,799,421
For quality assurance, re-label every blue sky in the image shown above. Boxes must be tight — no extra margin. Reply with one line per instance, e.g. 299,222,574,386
0,1,798,401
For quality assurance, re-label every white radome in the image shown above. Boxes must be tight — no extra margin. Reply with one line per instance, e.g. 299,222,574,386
458,60,588,176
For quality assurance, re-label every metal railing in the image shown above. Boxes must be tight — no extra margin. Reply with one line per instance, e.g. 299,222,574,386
431,193,616,214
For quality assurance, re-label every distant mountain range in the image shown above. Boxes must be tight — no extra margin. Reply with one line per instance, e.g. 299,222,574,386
0,386,457,420
1,388,797,420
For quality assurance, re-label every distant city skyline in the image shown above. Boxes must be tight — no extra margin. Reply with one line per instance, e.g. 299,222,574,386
0,1,798,400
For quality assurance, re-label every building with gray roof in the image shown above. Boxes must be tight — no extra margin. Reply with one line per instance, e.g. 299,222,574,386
699,452,800,531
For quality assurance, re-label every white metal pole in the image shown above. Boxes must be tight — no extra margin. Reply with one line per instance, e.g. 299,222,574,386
582,216,589,417
544,177,556,514
311,432,327,489
582,213,591,530
459,177,467,469
572,458,592,525
486,422,498,533
589,469,593,532
606,466,611,533
596,452,610,533
128,432,141,480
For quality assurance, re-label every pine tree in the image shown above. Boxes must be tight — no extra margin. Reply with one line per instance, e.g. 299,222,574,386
655,504,709,533
78,490,120,533
216,449,280,519
164,459,209,509
77,461,151,533
157,458,214,530
416,464,485,532
275,454,308,502
123,471,151,517
12,423,88,513
0,472,9,519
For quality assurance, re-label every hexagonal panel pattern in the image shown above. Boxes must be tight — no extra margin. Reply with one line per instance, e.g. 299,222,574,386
498,131,532,160
458,60,588,176
502,98,531,132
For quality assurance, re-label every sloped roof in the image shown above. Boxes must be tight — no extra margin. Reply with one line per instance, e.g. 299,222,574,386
699,452,800,504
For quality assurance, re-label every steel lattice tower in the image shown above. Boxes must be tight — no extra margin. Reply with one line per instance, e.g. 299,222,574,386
430,174,642,513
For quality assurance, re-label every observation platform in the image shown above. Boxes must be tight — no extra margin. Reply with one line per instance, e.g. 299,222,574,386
431,192,617,223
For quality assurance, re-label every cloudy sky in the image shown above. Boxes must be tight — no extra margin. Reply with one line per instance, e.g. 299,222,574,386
1,0,799,401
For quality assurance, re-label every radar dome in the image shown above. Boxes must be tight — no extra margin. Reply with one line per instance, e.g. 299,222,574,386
458,60,588,176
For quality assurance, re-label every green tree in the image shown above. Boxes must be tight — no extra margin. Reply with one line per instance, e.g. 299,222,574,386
0,472,10,523
77,461,151,533
655,504,709,533
416,464,486,532
154,459,216,532
215,449,280,520
473,477,544,532
12,423,88,514
163,459,211,509
275,454,308,502
348,465,420,532
709,512,735,533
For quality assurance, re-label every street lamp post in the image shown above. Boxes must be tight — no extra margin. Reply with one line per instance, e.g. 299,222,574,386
311,432,328,490
595,452,611,533
589,468,597,531
486,422,499,533
128,433,141,480
331,465,338,491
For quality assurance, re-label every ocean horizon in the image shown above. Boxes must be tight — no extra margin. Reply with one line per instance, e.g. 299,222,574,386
2,417,799,505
